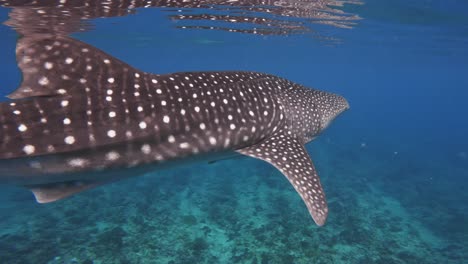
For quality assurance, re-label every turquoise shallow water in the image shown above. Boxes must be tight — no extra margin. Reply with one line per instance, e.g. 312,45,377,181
0,1,467,263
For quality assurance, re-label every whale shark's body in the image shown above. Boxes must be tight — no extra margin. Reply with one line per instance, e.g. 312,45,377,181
0,34,348,226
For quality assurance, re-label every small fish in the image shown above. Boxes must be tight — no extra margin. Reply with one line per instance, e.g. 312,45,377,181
0,34,348,226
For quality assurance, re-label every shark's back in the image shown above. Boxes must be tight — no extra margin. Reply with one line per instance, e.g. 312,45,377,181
0,36,292,174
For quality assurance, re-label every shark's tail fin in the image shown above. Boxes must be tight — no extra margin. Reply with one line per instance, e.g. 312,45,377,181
0,34,161,160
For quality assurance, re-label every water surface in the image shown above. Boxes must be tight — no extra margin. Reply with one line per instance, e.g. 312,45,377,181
0,0,467,263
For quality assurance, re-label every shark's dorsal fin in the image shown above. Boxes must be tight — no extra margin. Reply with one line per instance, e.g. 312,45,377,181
236,131,328,226
9,35,150,99
27,181,100,203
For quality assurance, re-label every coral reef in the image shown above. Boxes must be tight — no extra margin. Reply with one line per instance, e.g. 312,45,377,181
0,141,466,263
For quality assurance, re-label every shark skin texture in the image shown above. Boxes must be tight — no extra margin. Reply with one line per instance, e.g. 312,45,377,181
0,3,349,226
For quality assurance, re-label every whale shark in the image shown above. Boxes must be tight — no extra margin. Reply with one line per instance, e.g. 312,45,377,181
0,19,348,226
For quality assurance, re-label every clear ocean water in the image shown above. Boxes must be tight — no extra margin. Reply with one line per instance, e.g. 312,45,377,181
0,1,467,263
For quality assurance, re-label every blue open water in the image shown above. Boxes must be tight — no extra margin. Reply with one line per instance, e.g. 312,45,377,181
0,0,467,263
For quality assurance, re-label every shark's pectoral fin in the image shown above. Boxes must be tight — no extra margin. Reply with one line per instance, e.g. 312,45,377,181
26,181,101,203
236,132,328,226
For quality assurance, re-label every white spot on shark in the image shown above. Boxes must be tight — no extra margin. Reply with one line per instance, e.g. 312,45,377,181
64,136,76,145
23,145,35,155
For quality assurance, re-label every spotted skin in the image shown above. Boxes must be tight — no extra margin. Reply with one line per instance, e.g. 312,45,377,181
0,34,348,226
3,36,283,159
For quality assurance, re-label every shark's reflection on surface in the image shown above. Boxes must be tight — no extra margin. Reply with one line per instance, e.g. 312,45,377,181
1,0,362,37
0,1,349,226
